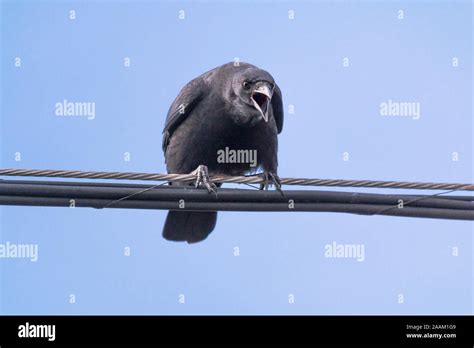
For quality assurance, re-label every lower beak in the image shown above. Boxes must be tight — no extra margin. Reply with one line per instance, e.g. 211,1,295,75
251,84,273,122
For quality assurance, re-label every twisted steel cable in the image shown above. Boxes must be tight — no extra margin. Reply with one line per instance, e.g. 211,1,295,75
0,168,473,191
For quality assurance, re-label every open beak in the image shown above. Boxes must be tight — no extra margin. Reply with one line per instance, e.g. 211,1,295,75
251,83,273,122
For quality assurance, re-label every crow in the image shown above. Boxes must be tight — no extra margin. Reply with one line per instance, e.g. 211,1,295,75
162,62,284,243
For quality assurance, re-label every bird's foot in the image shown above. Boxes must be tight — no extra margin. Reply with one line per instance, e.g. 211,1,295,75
192,165,217,194
259,171,283,194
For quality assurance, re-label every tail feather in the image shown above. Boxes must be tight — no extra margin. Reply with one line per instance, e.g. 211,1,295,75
163,211,217,243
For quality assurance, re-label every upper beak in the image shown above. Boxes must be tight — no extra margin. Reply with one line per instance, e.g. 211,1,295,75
251,83,273,122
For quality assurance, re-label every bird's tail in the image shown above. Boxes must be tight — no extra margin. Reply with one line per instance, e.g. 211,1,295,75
162,211,217,243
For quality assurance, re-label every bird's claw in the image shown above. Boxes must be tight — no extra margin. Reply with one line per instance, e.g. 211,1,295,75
192,165,217,194
259,171,283,194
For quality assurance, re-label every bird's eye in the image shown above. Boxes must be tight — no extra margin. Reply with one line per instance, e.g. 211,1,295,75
242,81,251,90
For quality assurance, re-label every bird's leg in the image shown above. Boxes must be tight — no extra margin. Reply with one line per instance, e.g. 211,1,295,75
259,171,283,194
192,165,217,194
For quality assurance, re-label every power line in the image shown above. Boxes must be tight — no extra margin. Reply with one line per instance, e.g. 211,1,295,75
1,168,473,191
0,179,472,221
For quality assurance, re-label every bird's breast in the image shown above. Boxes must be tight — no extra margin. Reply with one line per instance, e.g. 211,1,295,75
166,110,278,175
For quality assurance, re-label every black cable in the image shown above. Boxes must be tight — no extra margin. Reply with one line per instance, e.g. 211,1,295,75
0,179,473,220
0,180,473,210
0,195,472,220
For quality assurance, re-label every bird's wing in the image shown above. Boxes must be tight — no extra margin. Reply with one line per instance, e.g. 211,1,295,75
272,83,284,134
162,75,208,153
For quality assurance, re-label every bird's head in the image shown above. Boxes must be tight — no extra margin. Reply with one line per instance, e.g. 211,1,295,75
220,64,276,127
234,70,275,122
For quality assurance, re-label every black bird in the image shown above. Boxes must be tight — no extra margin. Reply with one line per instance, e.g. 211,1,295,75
162,62,284,243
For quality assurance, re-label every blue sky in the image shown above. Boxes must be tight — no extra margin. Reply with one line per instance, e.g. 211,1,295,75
0,0,472,314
